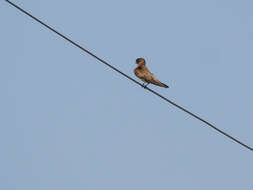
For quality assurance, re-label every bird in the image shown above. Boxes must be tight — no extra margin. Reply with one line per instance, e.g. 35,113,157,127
134,58,169,88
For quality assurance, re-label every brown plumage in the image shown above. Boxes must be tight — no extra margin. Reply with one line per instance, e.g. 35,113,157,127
134,58,169,88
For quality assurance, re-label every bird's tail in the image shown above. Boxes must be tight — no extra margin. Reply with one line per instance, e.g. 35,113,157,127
154,80,169,88
151,77,169,88
160,82,169,88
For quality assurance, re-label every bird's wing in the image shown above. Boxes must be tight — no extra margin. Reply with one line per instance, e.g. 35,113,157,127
142,66,167,87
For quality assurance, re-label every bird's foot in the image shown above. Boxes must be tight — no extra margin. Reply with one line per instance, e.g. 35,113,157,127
142,83,149,89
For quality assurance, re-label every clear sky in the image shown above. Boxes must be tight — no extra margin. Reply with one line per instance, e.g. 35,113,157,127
1,0,253,189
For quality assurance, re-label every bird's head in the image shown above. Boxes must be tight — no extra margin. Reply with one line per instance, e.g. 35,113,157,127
136,58,146,66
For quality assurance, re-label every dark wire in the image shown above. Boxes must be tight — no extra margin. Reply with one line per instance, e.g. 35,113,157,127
5,0,252,151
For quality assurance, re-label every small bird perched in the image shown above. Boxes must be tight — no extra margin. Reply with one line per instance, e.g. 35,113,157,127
134,58,169,88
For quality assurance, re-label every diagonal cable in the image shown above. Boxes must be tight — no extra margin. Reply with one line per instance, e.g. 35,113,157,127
5,0,253,151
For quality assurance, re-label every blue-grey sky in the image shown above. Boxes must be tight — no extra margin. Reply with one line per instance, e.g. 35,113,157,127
1,0,253,189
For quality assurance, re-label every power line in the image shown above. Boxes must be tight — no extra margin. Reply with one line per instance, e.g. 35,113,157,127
5,0,252,152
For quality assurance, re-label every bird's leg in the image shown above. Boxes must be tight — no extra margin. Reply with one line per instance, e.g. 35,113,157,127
142,82,150,89
144,83,149,88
